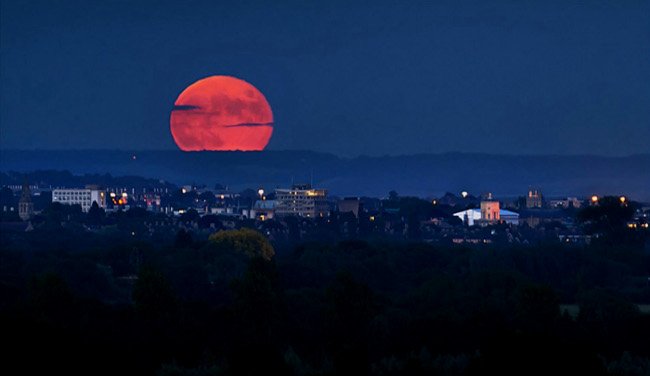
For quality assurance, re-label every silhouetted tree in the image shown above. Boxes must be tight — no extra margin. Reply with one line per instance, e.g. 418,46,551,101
133,267,178,322
86,201,105,226
515,285,560,333
209,228,275,260
174,229,193,249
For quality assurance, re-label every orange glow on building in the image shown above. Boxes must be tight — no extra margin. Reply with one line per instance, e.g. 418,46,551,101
480,200,500,221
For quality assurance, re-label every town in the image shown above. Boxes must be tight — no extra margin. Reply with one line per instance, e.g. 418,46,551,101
2,171,648,247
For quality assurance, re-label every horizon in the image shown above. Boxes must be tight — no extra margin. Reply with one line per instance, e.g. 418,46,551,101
2,150,649,201
3,148,650,159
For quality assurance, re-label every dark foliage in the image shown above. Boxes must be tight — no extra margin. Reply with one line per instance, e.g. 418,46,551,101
1,221,649,375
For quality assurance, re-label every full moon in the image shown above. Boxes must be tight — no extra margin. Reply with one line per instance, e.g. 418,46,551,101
170,75,273,151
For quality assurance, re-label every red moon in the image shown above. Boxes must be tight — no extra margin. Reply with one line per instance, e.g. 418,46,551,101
170,75,273,151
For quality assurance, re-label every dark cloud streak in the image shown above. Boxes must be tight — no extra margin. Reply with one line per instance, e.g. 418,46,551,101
172,105,202,111
223,122,274,128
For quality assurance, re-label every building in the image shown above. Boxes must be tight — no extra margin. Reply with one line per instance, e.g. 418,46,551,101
454,208,482,226
526,188,543,209
249,199,277,220
275,184,328,218
18,182,34,221
480,197,500,223
52,187,107,212
453,208,519,226
548,197,582,209
499,209,520,225
518,209,571,228
338,197,361,218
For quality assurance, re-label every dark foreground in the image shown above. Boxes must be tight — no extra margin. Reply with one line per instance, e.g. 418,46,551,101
1,222,649,376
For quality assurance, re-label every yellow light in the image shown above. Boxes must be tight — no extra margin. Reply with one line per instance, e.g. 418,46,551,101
122,192,128,198
260,215,265,221
628,223,636,229
619,196,626,204
110,192,116,198
369,216,375,222
591,195,598,203
642,223,649,228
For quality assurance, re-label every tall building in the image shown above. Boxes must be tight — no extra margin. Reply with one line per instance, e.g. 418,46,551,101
275,184,328,218
526,188,543,209
52,187,106,212
18,182,34,221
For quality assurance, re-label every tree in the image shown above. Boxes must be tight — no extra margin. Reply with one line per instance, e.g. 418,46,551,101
86,201,105,226
208,228,275,260
325,272,378,375
132,267,178,321
228,257,289,375
28,273,75,326
515,285,560,333
577,196,634,233
179,208,200,223
174,229,193,249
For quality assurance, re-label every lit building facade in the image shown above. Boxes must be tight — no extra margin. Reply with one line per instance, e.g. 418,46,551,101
248,199,277,220
52,188,106,212
453,208,519,226
275,184,328,218
480,200,500,222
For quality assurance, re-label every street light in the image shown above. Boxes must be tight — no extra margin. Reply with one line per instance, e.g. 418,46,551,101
591,195,598,204
619,196,626,204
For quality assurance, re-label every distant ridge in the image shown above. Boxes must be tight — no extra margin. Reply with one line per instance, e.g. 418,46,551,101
1,150,649,200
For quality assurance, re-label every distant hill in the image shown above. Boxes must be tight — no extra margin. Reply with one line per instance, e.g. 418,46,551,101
1,150,649,200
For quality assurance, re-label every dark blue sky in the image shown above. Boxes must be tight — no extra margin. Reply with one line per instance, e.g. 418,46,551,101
1,0,648,156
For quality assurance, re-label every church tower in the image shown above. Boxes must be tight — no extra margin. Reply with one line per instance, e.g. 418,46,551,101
18,182,34,221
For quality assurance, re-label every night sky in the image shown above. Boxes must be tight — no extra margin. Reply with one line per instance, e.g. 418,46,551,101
1,0,649,156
